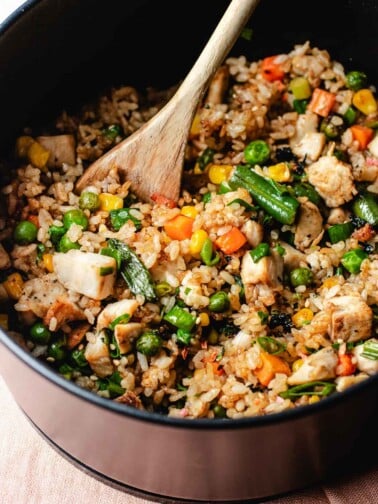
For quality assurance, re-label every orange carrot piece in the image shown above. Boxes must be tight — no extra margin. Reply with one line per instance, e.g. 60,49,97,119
350,125,374,150
164,214,194,241
215,227,247,255
253,352,291,387
28,215,39,228
307,88,336,117
336,353,356,377
151,192,177,208
260,56,285,82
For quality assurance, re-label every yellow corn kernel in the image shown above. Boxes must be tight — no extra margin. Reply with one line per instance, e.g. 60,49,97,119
208,164,233,184
352,89,377,115
199,312,210,327
292,359,304,372
309,395,320,404
292,308,314,328
27,141,50,169
181,206,198,219
352,89,378,115
189,229,209,256
268,162,291,182
190,113,201,137
0,314,8,331
16,136,35,158
98,193,123,212
321,277,338,290
42,253,54,273
193,162,203,175
3,272,24,300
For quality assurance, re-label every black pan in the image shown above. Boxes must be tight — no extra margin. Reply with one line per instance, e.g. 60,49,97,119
0,0,377,501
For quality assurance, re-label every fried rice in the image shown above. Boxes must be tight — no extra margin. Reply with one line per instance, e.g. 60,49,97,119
1,40,378,419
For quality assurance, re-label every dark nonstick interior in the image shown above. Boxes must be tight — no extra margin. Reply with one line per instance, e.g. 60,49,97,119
1,0,377,156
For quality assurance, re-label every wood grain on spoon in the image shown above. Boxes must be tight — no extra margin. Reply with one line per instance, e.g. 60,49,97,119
75,0,261,203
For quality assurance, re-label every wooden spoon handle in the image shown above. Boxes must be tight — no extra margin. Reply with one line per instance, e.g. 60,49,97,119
176,0,261,105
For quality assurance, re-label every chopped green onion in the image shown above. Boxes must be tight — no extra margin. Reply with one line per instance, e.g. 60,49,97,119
257,336,286,355
361,339,378,360
274,244,286,256
293,99,309,114
198,147,215,171
240,26,253,41
155,281,174,297
108,313,130,331
102,124,122,140
227,198,258,212
99,266,114,276
257,311,268,324
200,238,220,266
280,381,336,400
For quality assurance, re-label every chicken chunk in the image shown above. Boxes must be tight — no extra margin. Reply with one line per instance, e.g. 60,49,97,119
205,65,229,105
367,134,378,157
287,347,338,385
114,322,144,354
43,296,86,331
294,200,324,251
96,299,139,331
242,220,264,248
327,296,373,342
37,135,76,167
241,250,283,305
280,241,308,270
335,374,369,392
53,250,116,300
14,273,66,318
306,156,357,207
353,339,378,375
84,330,114,378
290,111,325,162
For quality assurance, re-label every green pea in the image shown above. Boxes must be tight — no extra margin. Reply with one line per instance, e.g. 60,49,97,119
63,209,88,230
345,70,368,91
320,114,344,140
58,363,74,380
58,234,80,253
48,340,67,361
341,248,368,274
290,267,314,287
213,404,227,418
29,321,51,345
48,225,66,247
244,140,270,165
208,291,230,313
79,191,100,211
136,330,162,356
343,106,357,126
13,220,38,245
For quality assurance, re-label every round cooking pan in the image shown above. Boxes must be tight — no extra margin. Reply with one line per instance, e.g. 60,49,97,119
0,0,377,502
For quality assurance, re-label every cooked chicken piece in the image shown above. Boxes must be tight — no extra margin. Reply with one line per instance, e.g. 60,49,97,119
294,200,324,251
335,374,369,392
353,339,378,375
115,390,144,409
97,299,139,331
291,111,319,140
242,220,264,248
37,135,76,167
367,134,378,157
292,131,326,162
67,322,91,350
114,322,144,354
327,296,373,342
280,241,308,270
205,65,229,105
306,156,357,207
43,296,86,331
327,208,351,225
53,250,116,300
0,244,11,269
241,250,283,305
84,330,114,378
287,347,338,385
350,152,378,182
14,273,66,318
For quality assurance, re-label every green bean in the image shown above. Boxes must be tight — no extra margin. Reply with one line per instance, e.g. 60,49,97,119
341,248,368,274
200,238,220,266
327,222,354,244
250,243,270,263
229,165,299,225
208,291,230,313
361,339,378,360
163,305,196,331
280,381,336,400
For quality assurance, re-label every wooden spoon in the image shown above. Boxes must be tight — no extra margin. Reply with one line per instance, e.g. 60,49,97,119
75,0,261,202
